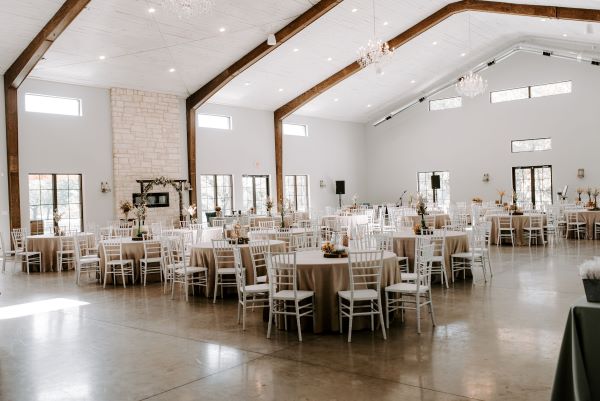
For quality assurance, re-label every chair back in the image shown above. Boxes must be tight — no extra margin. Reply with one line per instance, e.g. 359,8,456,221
75,234,90,256
347,250,384,296
249,239,270,278
102,240,124,263
143,238,162,260
275,230,292,251
233,247,246,295
416,244,434,287
258,220,276,229
497,216,513,229
114,227,132,238
211,218,226,228
430,231,446,259
373,233,394,252
11,228,27,252
292,232,319,251
528,214,543,229
212,239,234,270
267,251,298,297
60,235,76,252
350,234,376,250
423,215,436,228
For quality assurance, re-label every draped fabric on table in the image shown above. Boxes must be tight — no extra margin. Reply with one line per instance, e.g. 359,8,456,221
293,250,399,333
488,215,547,246
99,240,148,284
248,228,306,241
569,211,600,240
27,233,96,272
320,215,369,232
189,241,287,297
391,231,469,277
408,214,450,229
251,213,308,228
551,297,600,401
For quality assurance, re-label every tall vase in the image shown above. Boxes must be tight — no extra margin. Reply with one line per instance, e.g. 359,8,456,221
420,214,426,232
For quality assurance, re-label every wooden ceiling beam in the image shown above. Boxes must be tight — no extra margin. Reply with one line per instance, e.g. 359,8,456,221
185,0,343,206
4,0,90,231
274,0,600,120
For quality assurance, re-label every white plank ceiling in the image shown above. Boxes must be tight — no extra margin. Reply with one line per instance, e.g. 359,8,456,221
13,0,600,122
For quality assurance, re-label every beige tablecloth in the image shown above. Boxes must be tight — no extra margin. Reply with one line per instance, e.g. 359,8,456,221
294,250,399,333
488,215,547,246
408,214,450,229
569,211,600,239
321,215,369,232
26,233,95,272
189,240,286,297
391,230,469,278
99,239,148,285
251,214,308,228
248,228,307,241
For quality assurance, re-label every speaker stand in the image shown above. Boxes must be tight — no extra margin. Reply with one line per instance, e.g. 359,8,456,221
338,194,342,208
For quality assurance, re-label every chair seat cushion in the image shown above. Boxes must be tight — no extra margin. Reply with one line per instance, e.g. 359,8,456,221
141,257,162,263
338,289,379,301
81,257,101,264
21,252,40,257
256,275,267,283
452,252,481,259
385,283,429,293
107,259,133,265
401,272,418,281
174,266,207,275
216,267,236,274
272,290,313,301
242,284,269,293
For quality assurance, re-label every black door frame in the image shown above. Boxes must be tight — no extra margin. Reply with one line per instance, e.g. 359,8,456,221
511,165,553,208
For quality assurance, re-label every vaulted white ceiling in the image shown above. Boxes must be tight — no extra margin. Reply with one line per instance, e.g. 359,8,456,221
12,0,600,123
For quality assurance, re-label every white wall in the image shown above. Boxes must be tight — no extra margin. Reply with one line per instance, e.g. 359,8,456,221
196,103,367,215
0,78,9,236
284,114,367,211
18,79,114,229
366,51,600,205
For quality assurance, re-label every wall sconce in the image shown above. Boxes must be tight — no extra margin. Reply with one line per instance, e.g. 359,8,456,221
319,180,326,188
482,173,490,182
578,168,585,179
100,182,111,193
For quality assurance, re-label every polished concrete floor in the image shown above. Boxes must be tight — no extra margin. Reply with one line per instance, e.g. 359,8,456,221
0,238,593,401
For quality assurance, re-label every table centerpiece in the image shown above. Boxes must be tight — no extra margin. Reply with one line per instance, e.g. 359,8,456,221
579,257,600,302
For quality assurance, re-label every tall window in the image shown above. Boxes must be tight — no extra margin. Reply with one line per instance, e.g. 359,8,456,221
512,166,553,209
242,175,270,214
284,175,309,212
283,123,308,137
29,174,83,234
199,174,233,221
417,171,450,211
197,114,232,130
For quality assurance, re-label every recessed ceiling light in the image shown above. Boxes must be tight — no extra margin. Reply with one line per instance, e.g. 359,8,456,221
244,82,251,86
278,88,284,92
219,27,226,32
562,33,568,37
367,104,372,108
98,55,106,60
410,79,416,84
327,57,333,61
351,8,358,12
383,21,389,26
432,41,438,46
293,48,299,52
334,98,339,102
169,68,176,73
148,7,156,13
460,52,467,57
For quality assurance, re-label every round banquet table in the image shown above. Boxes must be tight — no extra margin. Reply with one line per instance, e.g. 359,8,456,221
321,215,369,232
162,227,223,242
26,233,96,272
390,230,469,278
248,228,307,241
408,214,450,229
189,240,287,297
251,214,308,228
99,238,151,285
292,249,399,333
487,214,547,246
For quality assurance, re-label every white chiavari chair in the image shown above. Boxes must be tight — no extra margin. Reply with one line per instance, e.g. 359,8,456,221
169,235,208,301
0,233,17,272
57,235,76,271
565,211,586,240
102,239,134,288
12,228,41,274
74,234,101,285
140,236,163,286
496,216,515,246
233,247,269,330
523,214,545,246
211,239,237,302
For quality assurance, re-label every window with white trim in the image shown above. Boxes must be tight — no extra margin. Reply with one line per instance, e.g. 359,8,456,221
491,81,572,104
283,123,308,137
511,138,552,153
429,96,462,111
199,174,233,221
284,175,309,212
417,171,451,211
25,93,82,117
197,114,232,130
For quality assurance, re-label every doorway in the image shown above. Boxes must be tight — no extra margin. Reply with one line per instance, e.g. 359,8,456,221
512,165,553,209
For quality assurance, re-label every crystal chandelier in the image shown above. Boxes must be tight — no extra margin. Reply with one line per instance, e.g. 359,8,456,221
455,14,488,98
356,0,393,73
154,0,215,18
456,71,488,98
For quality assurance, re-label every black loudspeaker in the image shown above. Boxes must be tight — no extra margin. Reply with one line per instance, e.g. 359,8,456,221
431,174,441,190
335,181,346,195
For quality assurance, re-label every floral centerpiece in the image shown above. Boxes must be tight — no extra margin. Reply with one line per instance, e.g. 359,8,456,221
186,203,197,223
472,197,483,204
321,240,347,258
586,187,593,207
497,189,506,205
215,205,222,217
53,209,64,236
413,223,422,235
579,257,600,302
592,189,600,210
266,197,273,216
133,203,148,238
352,194,359,208
576,187,584,203
416,194,427,232
119,200,133,220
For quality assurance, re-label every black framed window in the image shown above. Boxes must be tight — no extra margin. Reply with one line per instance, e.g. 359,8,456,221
284,175,309,212
242,175,270,214
199,174,233,221
512,165,553,209
28,174,83,234
417,171,451,210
